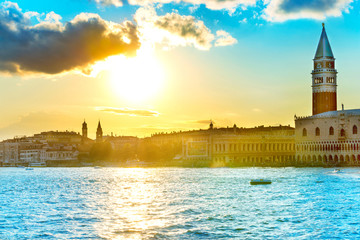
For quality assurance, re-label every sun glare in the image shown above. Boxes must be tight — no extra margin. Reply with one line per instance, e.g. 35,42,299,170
104,47,165,103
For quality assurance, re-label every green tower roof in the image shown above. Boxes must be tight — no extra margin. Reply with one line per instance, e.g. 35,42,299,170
315,23,334,59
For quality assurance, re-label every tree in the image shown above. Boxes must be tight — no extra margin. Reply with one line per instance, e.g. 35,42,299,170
89,142,112,162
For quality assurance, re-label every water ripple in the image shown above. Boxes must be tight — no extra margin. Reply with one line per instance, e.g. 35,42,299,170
1,167,360,239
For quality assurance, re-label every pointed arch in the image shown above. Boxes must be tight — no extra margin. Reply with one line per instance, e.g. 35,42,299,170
341,129,345,137
329,126,334,135
315,127,320,136
353,125,358,134
303,128,307,137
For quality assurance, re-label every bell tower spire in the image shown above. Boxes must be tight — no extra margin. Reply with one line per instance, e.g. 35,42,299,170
82,119,88,143
312,23,337,115
96,120,103,143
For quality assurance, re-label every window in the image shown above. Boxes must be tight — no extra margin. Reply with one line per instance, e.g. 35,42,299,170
341,129,345,137
353,125,358,134
326,77,335,83
302,128,307,137
315,127,320,136
329,126,334,135
314,77,323,84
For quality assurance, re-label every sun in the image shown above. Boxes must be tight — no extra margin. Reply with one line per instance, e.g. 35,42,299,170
104,46,165,103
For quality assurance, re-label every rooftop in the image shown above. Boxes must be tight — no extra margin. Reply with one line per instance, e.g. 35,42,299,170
315,23,334,59
295,109,360,120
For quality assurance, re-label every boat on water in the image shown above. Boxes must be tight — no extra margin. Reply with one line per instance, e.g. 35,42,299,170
94,166,102,169
250,179,272,185
333,169,341,173
25,167,34,170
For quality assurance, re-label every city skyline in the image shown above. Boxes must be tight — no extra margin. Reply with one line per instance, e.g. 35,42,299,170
1,0,360,140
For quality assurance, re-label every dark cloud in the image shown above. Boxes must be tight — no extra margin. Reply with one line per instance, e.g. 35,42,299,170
0,2,140,74
192,120,212,124
264,0,353,21
279,0,339,12
96,107,159,117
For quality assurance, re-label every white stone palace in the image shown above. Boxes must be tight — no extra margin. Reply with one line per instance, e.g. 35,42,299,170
295,24,360,166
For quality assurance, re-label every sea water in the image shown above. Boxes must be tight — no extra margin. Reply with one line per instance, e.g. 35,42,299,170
1,167,360,239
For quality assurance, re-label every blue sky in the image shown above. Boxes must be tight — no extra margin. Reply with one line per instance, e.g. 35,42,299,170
0,0,360,139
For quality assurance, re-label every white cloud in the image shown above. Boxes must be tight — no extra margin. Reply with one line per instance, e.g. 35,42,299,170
96,107,160,117
135,6,237,50
239,17,247,23
95,0,123,7
135,6,214,50
189,5,199,13
215,30,238,47
95,0,256,10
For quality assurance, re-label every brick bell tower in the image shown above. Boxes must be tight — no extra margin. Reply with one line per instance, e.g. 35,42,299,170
312,23,337,115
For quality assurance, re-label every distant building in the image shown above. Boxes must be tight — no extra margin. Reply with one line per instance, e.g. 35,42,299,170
0,131,80,166
45,149,78,161
33,131,82,144
295,24,360,166
3,141,21,166
106,136,139,150
0,143,3,166
0,137,41,166
182,124,295,166
19,143,44,164
209,120,214,130
295,110,360,165
96,121,103,143
82,120,88,143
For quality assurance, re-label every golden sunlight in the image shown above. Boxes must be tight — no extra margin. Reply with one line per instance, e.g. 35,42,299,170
106,46,165,103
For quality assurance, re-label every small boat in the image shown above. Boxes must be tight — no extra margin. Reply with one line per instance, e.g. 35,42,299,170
333,169,341,173
250,179,272,185
94,166,102,169
25,167,34,170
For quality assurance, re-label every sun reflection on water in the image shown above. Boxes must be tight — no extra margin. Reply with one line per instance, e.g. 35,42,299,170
93,168,168,239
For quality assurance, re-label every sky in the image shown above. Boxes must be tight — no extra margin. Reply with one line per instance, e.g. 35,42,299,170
0,0,360,140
